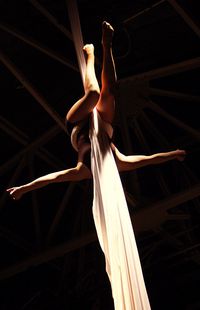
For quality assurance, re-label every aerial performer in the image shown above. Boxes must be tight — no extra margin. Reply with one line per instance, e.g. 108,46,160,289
7,22,186,309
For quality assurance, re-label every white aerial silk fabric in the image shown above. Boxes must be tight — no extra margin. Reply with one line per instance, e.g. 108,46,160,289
90,108,151,310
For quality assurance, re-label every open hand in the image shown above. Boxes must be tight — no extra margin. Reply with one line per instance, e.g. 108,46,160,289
6,186,24,200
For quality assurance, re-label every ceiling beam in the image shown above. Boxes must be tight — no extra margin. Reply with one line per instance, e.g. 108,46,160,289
165,241,200,260
0,224,34,253
29,0,102,70
0,115,28,144
133,183,200,232
0,23,78,71
29,158,41,247
166,214,190,220
139,111,169,147
117,102,141,198
0,115,65,169
139,112,200,210
46,183,77,244
0,125,60,176
149,88,200,103
119,57,200,82
0,49,66,131
134,118,171,196
0,232,96,280
1,183,200,280
167,0,200,38
123,0,166,24
0,157,27,210
147,100,200,140
29,0,73,40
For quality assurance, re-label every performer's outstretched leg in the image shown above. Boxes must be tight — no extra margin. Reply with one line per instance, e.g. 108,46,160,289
96,21,117,124
66,44,100,123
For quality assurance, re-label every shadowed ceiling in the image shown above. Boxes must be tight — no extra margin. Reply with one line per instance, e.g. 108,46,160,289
0,0,200,309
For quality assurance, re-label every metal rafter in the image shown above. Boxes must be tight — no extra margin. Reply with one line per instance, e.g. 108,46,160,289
117,92,141,198
119,57,200,82
139,111,169,148
0,23,78,71
167,0,200,38
123,0,166,24
165,241,200,261
0,49,66,131
46,182,77,244
0,115,28,144
29,157,41,247
133,183,200,232
147,100,200,140
1,183,200,280
0,156,27,209
0,224,34,252
133,118,171,196
0,125,60,176
140,111,200,215
0,232,96,280
0,115,65,169
29,0,73,40
149,88,200,103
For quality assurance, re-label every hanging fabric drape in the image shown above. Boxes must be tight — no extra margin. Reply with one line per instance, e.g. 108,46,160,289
67,1,151,308
67,0,86,85
90,109,151,310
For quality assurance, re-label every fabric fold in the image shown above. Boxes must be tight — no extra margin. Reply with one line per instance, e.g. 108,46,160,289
89,108,151,310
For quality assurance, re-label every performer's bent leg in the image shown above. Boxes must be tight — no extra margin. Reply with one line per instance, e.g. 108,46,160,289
96,21,117,124
66,44,100,123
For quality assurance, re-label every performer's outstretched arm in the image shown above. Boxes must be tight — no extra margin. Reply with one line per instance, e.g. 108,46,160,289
112,145,186,172
7,163,91,200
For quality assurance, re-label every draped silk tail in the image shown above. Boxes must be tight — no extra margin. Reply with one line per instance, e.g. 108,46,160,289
90,108,151,310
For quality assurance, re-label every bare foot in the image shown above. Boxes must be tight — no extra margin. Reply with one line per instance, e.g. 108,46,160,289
83,44,94,56
102,21,114,47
